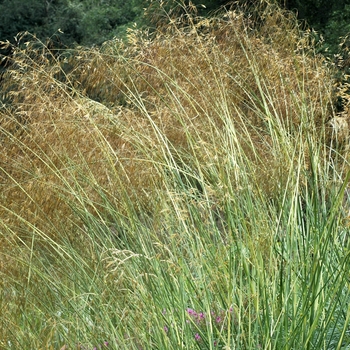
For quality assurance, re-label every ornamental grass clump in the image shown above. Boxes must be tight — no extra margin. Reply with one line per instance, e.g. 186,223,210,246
0,1,341,243
1,1,350,349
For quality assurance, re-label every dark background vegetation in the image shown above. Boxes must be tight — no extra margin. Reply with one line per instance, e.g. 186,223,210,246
282,0,350,53
1,0,350,83
0,0,349,51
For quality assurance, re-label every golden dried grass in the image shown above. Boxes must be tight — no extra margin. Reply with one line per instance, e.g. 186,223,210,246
0,3,343,250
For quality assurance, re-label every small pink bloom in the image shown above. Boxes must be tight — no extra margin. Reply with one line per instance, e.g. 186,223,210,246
187,308,195,315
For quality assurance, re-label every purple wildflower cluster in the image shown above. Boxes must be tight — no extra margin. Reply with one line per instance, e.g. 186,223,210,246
186,307,227,345
163,306,233,347
186,308,206,324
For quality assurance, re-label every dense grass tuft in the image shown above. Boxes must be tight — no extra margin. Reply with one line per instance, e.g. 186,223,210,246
1,1,350,349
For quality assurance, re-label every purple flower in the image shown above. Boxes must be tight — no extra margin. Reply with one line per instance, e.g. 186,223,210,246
194,312,205,324
164,325,169,333
103,341,109,347
216,316,222,323
195,333,201,341
187,308,197,317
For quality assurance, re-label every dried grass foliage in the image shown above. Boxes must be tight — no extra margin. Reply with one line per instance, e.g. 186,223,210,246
0,4,344,246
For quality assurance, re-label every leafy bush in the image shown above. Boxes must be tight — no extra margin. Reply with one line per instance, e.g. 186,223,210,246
0,0,144,46
281,0,350,55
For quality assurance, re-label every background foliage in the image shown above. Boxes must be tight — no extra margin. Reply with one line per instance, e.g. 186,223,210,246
282,0,350,54
0,0,145,46
1,0,350,53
